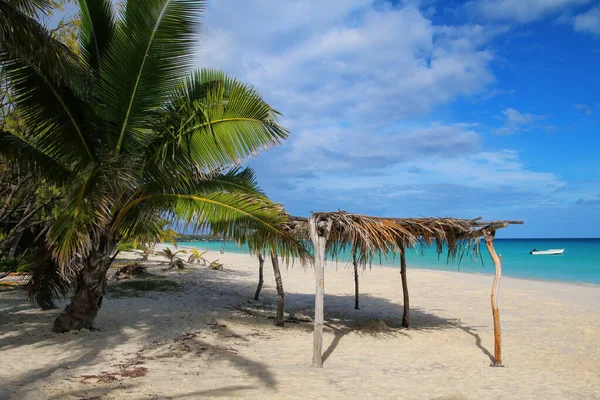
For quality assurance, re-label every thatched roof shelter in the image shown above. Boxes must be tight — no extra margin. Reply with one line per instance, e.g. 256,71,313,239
284,211,522,368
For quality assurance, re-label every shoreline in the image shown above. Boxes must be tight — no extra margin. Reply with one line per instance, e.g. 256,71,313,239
165,243,600,288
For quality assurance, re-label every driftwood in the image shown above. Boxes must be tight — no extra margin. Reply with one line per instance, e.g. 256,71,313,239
483,229,503,367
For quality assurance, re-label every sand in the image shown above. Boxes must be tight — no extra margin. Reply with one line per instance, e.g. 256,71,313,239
1,248,599,399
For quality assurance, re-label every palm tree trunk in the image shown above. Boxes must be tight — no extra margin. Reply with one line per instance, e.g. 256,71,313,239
353,258,360,310
271,251,285,326
7,231,23,259
400,247,409,328
254,252,265,300
53,236,116,333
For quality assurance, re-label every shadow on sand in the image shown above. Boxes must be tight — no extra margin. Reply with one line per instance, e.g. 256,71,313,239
0,263,493,398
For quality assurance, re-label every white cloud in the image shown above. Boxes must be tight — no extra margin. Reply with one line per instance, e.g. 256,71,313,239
574,6,600,36
265,145,565,217
281,123,481,173
467,0,591,23
199,2,496,124
495,108,548,134
196,1,567,215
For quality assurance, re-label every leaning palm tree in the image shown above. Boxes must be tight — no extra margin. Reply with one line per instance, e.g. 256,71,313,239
247,220,310,326
0,0,300,332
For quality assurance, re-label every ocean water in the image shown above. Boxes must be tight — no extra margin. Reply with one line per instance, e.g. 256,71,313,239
175,239,600,285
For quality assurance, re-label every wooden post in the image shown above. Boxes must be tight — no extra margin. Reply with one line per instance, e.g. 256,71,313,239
484,229,503,367
353,257,360,310
254,252,265,300
271,251,285,326
309,216,331,368
400,247,409,328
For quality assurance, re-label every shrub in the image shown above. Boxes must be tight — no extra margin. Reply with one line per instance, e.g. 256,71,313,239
0,258,19,273
117,242,135,253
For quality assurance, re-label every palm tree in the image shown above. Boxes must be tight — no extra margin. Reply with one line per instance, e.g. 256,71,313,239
156,247,187,270
0,0,301,332
247,221,310,326
187,249,208,266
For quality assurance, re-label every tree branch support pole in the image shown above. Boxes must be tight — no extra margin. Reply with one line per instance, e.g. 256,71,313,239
484,229,503,367
400,246,409,328
271,251,285,326
309,216,332,368
353,256,360,310
254,252,265,300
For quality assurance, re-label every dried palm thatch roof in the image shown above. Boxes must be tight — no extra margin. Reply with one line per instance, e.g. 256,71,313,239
284,211,522,266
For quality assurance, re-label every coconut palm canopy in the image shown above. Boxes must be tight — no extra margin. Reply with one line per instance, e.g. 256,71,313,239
0,0,307,332
284,211,522,265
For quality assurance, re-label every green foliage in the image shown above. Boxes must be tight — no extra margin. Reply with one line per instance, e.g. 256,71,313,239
0,258,19,273
0,0,76,261
156,247,187,269
116,242,135,252
187,248,208,265
16,261,31,273
1,0,305,310
207,260,223,271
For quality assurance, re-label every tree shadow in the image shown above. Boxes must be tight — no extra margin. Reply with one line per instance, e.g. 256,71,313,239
1,261,493,397
457,325,495,363
45,384,259,399
233,284,498,367
232,290,475,366
0,266,278,399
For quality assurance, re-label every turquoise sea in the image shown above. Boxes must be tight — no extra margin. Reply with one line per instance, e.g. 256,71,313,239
175,239,600,285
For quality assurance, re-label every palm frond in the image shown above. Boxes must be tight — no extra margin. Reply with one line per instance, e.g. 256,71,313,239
24,246,77,309
0,129,74,184
78,0,115,73
3,0,52,18
210,166,266,197
47,159,139,267
0,1,79,75
96,0,204,156
2,56,95,166
146,68,288,174
187,248,207,264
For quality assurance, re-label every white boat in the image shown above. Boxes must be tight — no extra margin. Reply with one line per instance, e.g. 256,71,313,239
530,249,564,255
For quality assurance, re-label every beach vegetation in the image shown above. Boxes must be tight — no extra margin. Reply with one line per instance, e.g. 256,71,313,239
1,0,302,332
156,247,187,270
186,249,208,265
207,259,224,271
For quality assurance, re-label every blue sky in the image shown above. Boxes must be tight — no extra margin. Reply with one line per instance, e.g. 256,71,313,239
194,0,600,238
50,0,600,238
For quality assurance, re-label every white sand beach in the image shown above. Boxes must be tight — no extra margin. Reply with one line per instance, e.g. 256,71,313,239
1,249,599,399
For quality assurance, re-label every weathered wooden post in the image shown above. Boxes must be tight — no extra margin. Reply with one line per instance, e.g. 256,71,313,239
254,252,265,300
309,216,332,367
271,251,285,326
353,255,360,310
483,229,503,367
400,246,409,328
